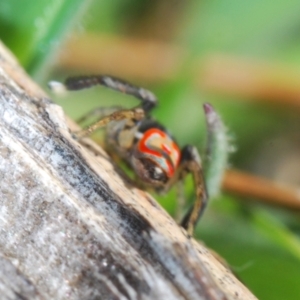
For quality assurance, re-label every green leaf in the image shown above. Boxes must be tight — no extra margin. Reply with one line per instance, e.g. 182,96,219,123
252,209,300,262
0,0,91,78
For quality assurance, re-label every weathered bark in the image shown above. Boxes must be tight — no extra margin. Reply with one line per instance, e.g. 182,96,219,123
0,41,256,300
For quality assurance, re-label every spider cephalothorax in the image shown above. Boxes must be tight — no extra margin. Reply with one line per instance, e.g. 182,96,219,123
49,75,208,236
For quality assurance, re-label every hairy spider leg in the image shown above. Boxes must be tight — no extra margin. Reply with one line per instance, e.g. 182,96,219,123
76,106,122,124
75,107,145,139
179,145,208,237
64,75,158,113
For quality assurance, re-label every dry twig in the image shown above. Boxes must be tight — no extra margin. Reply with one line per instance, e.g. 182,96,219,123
223,169,300,210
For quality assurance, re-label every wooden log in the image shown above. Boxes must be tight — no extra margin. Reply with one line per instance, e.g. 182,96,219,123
0,41,256,300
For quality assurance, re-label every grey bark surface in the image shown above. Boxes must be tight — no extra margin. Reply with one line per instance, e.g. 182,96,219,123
0,41,257,300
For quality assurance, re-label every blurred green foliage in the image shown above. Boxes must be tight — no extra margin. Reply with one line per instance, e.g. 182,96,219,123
0,0,90,75
1,1,300,299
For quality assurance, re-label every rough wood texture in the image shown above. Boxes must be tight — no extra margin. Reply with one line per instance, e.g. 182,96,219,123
0,41,257,300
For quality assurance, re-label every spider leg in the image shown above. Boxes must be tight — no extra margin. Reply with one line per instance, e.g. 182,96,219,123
74,107,145,139
76,106,122,125
179,145,208,237
49,75,157,114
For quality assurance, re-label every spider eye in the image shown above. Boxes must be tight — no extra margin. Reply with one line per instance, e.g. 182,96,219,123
132,157,168,185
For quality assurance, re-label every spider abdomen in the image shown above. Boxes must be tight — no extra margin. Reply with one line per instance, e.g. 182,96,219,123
137,128,180,178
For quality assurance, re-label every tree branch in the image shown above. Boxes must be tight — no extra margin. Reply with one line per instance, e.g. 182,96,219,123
0,41,256,300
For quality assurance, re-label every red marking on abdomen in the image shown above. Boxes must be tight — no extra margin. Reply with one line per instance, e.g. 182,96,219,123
138,128,180,177
162,143,171,155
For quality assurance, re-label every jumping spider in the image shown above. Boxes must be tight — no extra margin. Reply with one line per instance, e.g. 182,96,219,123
49,75,208,237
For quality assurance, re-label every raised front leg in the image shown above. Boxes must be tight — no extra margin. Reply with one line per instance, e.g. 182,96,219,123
49,75,158,113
